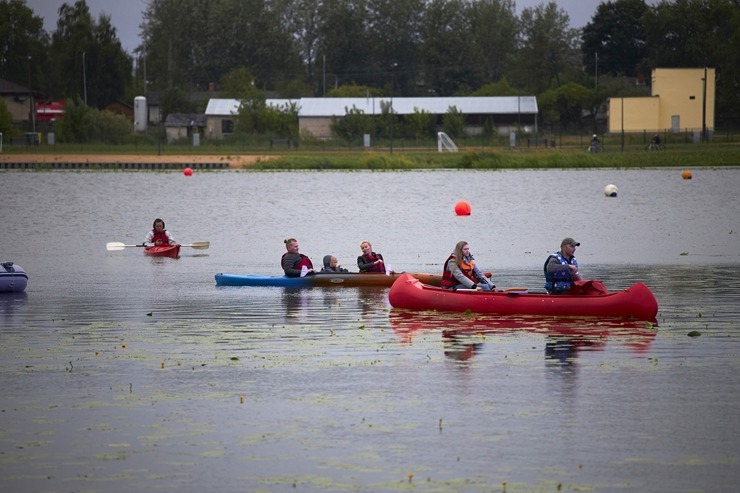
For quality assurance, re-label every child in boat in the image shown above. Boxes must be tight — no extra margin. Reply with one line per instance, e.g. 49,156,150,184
321,255,349,273
144,218,176,246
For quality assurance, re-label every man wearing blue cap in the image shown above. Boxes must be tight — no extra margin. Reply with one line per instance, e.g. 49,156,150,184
544,237,582,294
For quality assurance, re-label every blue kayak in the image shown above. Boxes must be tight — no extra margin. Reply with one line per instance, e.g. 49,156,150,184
214,272,444,288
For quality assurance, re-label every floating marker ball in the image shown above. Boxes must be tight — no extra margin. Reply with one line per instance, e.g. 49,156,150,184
604,184,618,197
682,170,692,180
454,200,472,216
184,167,193,176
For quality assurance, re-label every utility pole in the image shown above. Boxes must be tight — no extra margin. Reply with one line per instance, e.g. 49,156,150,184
595,53,598,89
701,66,707,142
390,63,397,155
27,56,35,134
82,52,88,105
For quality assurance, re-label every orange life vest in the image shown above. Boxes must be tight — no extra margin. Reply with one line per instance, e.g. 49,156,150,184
440,254,477,288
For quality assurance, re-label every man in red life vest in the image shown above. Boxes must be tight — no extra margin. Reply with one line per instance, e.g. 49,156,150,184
281,238,315,277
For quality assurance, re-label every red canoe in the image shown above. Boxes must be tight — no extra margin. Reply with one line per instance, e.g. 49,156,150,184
388,273,658,321
144,244,181,258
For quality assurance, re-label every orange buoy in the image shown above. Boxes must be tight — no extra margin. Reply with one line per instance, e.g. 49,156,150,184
184,167,193,176
682,170,692,180
454,200,471,216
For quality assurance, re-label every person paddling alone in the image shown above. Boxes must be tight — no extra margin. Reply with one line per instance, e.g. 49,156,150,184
144,218,176,246
282,238,315,277
357,240,388,273
544,237,582,294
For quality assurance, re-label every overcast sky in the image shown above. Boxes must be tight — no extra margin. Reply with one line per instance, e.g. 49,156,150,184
25,0,632,54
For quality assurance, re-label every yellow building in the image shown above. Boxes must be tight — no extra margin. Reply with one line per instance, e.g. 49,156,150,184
608,68,715,134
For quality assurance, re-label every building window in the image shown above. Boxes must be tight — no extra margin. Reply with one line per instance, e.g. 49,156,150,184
222,119,233,134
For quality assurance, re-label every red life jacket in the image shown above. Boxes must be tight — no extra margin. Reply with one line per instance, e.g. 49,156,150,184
151,229,170,244
441,254,477,288
281,252,313,270
361,252,385,273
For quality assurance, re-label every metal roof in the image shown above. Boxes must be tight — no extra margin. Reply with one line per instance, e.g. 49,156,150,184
205,98,298,115
164,113,208,127
205,96,537,117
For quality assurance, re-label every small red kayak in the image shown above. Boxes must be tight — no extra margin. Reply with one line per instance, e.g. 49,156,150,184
144,244,181,258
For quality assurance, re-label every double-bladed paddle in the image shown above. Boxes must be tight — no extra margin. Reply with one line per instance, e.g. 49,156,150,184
106,241,210,251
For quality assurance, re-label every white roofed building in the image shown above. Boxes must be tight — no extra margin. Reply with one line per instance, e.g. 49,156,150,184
204,96,538,140
204,99,297,139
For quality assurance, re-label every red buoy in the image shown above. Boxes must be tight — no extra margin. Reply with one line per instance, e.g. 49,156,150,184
184,167,193,176
454,200,471,216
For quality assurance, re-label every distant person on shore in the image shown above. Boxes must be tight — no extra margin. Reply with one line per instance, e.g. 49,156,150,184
589,134,601,152
144,218,176,246
282,238,315,277
357,240,389,273
321,255,349,273
441,240,495,291
544,237,582,294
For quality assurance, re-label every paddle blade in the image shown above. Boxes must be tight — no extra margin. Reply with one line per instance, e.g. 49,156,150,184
106,242,128,251
183,241,210,250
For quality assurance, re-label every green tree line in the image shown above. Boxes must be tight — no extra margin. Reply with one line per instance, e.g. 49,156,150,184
1,0,740,142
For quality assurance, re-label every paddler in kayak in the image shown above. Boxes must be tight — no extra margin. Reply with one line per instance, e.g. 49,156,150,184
440,240,496,291
144,218,176,246
357,240,391,273
543,237,582,294
282,238,315,277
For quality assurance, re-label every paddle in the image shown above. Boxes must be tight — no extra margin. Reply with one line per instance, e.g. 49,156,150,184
106,241,210,251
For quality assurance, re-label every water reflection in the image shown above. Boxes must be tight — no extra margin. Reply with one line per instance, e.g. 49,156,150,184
389,310,657,363
278,286,389,318
281,287,311,319
0,292,28,328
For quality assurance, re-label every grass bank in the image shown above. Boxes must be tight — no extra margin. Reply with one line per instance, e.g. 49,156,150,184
251,145,740,170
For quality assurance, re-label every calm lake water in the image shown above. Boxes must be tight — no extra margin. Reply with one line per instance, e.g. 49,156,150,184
1,168,740,492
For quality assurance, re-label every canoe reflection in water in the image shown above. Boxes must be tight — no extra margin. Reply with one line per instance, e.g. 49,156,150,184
389,310,657,363
280,287,390,320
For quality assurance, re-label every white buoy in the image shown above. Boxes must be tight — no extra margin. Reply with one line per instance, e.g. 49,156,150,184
604,184,618,197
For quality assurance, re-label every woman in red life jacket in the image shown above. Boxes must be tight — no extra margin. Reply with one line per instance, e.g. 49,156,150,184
144,218,176,246
281,238,315,277
357,240,388,273
440,240,495,291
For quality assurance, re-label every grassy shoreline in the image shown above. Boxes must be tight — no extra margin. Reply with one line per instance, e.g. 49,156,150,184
256,145,740,170
3,144,740,170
